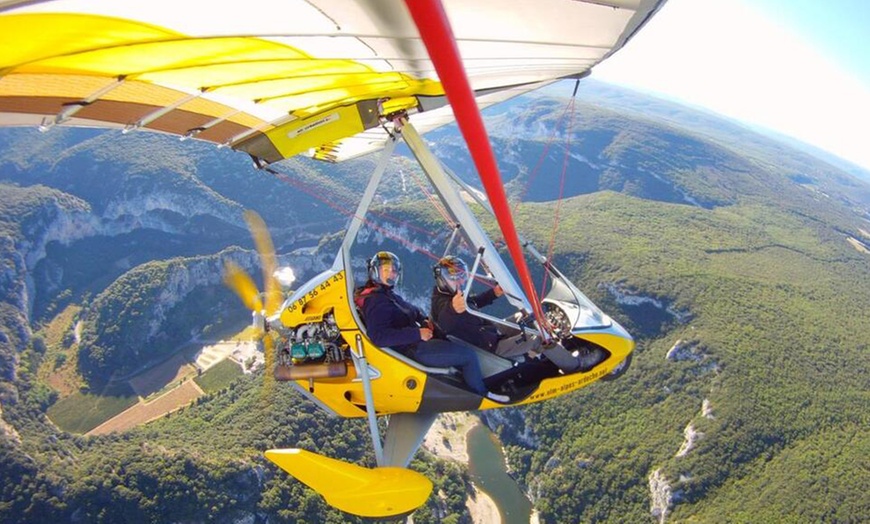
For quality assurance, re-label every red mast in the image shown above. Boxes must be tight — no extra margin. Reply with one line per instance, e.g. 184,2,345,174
404,0,549,333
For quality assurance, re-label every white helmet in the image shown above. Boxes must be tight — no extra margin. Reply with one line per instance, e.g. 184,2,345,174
368,251,402,287
434,256,468,293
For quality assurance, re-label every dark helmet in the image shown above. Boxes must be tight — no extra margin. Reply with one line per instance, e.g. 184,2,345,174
434,256,468,293
368,251,402,287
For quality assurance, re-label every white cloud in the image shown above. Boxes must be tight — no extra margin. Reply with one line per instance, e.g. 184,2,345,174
595,0,870,171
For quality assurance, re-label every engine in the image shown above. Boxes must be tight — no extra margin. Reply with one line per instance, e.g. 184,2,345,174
276,310,347,366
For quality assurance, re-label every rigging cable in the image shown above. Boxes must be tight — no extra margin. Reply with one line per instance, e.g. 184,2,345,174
512,88,577,214
248,156,436,237
540,80,579,297
255,161,443,262
259,162,499,292
406,166,459,231
255,161,496,288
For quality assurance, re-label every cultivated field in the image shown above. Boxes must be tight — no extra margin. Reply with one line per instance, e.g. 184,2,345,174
47,336,257,435
129,352,195,398
86,380,203,436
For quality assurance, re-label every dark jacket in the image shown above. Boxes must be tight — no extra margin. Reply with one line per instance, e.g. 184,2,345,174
430,287,500,351
357,282,427,355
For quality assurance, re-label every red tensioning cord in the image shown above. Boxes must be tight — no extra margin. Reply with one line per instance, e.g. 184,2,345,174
407,168,458,229
513,98,575,215
263,167,441,261
540,96,577,298
267,164,500,291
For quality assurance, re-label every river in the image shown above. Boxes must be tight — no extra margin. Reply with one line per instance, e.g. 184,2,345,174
466,423,533,524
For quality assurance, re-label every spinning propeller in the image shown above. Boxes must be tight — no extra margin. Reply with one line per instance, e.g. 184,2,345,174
223,210,284,395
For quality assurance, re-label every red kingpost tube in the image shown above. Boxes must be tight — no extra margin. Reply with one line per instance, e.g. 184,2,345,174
404,0,550,336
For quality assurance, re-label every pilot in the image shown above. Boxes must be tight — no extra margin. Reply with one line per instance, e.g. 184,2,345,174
356,251,509,403
430,256,540,359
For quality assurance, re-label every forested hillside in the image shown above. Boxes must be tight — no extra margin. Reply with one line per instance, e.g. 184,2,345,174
1,83,869,523
509,193,869,521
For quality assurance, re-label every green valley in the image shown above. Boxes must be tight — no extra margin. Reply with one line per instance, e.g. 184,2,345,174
1,82,868,523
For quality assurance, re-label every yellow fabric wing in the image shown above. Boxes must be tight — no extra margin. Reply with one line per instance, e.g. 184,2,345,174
0,0,665,162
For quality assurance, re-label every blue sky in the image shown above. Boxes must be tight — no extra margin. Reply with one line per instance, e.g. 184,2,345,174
593,0,870,172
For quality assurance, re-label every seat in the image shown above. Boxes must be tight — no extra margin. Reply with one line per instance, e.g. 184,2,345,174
446,335,513,377
352,293,463,376
374,344,458,375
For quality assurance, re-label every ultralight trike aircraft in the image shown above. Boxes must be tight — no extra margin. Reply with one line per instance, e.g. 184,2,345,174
0,0,666,517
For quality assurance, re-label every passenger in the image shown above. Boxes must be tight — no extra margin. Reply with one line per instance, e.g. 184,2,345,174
356,251,509,403
430,256,541,359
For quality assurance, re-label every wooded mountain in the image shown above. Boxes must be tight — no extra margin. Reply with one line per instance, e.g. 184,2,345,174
1,81,868,523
